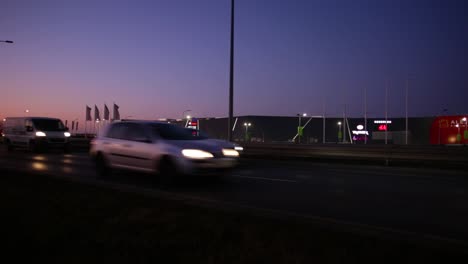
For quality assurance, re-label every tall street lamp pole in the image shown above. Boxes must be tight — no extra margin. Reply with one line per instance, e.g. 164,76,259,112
405,78,409,145
182,110,191,127
243,122,251,142
337,121,342,143
463,117,467,143
297,113,306,143
228,0,235,142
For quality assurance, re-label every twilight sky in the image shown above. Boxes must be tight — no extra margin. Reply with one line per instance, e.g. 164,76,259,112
1,0,467,124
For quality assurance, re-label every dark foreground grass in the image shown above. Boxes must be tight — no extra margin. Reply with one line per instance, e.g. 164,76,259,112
0,171,465,264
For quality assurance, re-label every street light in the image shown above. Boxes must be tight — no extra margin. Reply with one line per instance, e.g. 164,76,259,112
297,113,306,143
243,122,251,142
182,110,191,119
337,121,342,143
182,110,191,127
463,117,467,144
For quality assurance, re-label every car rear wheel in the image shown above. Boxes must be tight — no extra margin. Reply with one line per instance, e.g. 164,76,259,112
5,140,14,152
96,153,111,178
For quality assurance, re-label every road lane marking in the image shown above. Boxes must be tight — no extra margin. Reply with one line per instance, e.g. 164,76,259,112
231,174,298,183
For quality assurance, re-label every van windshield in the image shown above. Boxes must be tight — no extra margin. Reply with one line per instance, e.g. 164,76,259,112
32,119,66,131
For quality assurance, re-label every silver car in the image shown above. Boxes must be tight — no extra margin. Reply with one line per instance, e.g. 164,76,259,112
89,120,241,183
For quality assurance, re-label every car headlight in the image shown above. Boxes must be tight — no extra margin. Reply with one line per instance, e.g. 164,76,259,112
234,146,243,151
35,131,46,137
182,149,214,159
222,149,239,157
64,132,71,137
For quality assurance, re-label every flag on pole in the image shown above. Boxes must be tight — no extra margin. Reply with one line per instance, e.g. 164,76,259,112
104,104,110,121
86,105,92,121
113,103,120,121
71,121,75,130
94,105,100,121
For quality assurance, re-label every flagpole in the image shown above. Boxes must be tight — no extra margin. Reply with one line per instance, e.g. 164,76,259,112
322,100,326,144
405,78,409,145
385,80,388,145
364,86,367,144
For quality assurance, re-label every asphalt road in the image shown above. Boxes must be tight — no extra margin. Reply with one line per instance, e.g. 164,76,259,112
1,147,468,248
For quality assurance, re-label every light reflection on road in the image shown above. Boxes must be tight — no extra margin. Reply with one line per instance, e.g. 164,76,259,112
32,155,47,162
63,167,73,173
32,162,48,171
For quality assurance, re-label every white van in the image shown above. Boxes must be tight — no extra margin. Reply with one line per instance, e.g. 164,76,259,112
3,117,71,152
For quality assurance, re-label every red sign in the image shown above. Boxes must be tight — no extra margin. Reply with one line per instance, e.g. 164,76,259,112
378,124,387,131
430,115,468,144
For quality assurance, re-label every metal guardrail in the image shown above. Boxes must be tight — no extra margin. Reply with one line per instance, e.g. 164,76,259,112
240,143,468,168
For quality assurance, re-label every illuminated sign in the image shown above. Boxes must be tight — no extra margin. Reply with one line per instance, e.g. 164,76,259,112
187,118,198,130
352,130,369,135
374,120,392,124
378,125,387,131
352,124,369,140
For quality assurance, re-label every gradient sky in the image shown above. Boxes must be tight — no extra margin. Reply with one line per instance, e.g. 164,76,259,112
1,0,467,124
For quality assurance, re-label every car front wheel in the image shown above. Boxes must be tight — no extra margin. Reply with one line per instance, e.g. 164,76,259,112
158,157,179,187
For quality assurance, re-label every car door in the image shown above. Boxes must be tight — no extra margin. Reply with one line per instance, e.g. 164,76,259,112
102,123,130,167
118,123,154,171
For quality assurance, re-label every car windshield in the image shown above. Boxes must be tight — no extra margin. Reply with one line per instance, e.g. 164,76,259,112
32,119,66,131
150,123,208,140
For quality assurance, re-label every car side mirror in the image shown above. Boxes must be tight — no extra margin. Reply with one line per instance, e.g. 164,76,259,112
26,126,34,132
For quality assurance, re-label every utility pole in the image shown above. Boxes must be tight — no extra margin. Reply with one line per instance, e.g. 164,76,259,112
228,0,235,141
405,78,409,145
364,87,367,144
385,80,388,145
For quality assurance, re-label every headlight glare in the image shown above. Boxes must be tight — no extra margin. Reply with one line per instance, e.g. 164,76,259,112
234,146,243,151
182,149,214,159
64,132,71,137
35,131,46,137
222,149,239,157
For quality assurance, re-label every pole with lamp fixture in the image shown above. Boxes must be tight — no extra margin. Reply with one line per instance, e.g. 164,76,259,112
297,113,306,143
337,121,342,143
182,110,191,127
243,122,251,142
462,117,467,144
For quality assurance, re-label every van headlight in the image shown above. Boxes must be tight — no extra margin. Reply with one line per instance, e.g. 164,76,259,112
182,149,214,159
222,149,239,157
35,131,46,137
64,132,71,137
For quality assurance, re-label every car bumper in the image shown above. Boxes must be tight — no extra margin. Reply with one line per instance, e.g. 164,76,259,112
35,138,70,148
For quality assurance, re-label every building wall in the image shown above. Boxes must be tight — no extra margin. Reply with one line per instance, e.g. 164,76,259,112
189,116,438,145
